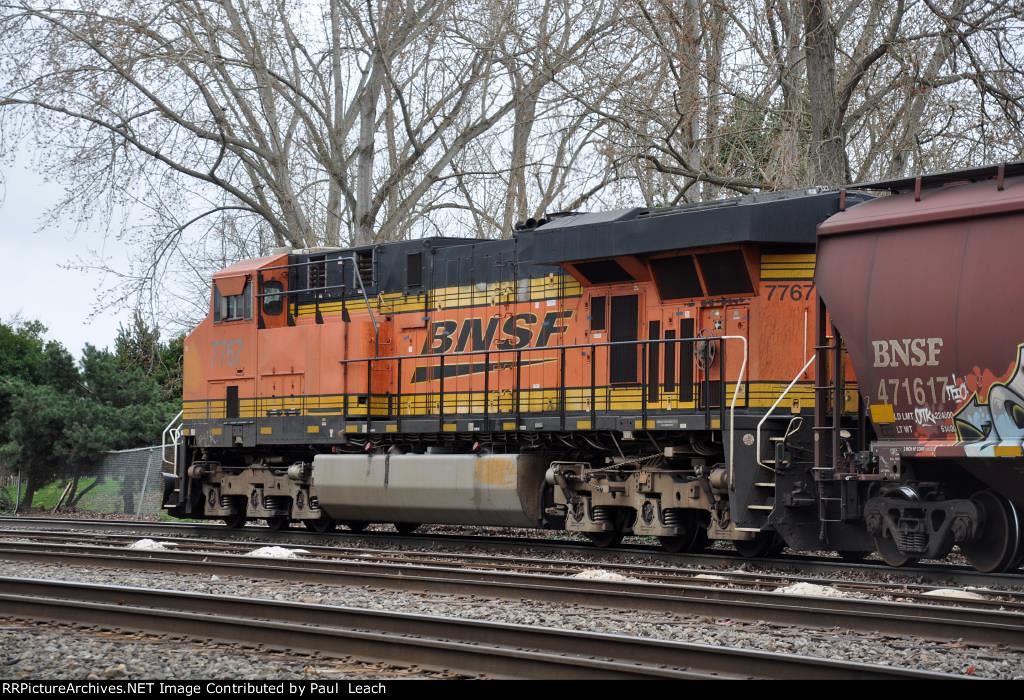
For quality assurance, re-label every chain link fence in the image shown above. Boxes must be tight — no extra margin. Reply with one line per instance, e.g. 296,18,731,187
1,446,167,517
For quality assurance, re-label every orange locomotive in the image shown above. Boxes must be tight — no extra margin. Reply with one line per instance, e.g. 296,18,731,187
164,170,1024,573
165,188,870,557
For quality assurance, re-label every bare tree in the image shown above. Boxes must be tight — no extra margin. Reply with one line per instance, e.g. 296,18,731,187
2,0,1022,329
583,0,1023,192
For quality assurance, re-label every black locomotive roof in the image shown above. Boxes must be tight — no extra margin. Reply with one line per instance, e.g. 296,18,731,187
282,187,873,302
848,161,1024,193
517,188,871,265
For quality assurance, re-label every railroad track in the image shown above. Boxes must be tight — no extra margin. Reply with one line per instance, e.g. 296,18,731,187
3,515,1023,589
2,539,1023,649
4,528,1024,608
0,576,965,680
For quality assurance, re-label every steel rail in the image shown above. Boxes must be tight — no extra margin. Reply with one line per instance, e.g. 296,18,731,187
2,516,1022,589
0,577,962,680
3,529,1024,610
1,543,1021,649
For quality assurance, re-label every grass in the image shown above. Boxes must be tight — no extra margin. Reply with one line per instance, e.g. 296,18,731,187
0,479,71,510
1,476,139,512
0,476,209,521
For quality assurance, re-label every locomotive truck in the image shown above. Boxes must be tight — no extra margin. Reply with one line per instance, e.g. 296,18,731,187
162,161,1024,573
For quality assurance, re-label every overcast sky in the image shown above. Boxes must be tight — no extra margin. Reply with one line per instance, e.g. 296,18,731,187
1,155,133,356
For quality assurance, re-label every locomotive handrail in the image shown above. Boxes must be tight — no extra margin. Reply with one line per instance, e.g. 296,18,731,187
337,335,727,362
336,255,380,355
720,335,748,494
161,410,183,471
337,334,748,482
755,354,816,473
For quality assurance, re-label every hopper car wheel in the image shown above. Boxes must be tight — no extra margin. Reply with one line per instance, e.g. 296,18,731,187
873,536,919,568
223,511,247,529
960,490,1023,573
394,523,421,535
303,517,336,533
266,514,291,532
734,532,780,558
343,521,369,533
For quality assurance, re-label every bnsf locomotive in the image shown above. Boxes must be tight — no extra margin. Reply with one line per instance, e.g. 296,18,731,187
163,162,1024,573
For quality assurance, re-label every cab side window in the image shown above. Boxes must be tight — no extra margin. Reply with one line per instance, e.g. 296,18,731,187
213,279,252,322
262,281,284,315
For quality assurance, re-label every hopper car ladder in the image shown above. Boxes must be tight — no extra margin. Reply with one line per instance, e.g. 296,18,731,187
812,298,857,537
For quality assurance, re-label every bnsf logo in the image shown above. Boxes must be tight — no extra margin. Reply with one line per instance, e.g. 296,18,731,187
422,311,573,354
872,338,943,368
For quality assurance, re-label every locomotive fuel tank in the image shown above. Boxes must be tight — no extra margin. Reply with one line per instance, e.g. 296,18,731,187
311,453,549,527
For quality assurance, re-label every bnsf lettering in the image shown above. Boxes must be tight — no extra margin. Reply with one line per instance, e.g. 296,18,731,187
499,313,536,350
423,320,458,353
422,311,572,354
536,311,572,347
872,338,943,368
455,316,500,352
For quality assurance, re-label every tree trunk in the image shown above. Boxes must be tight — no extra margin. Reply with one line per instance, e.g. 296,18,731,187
681,0,702,198
13,471,22,514
324,0,346,247
501,88,538,235
802,0,846,185
69,476,103,509
889,0,969,176
23,476,38,512
354,74,382,247
772,0,806,188
66,472,81,507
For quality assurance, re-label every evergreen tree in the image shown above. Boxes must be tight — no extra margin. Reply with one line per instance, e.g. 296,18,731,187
0,318,181,511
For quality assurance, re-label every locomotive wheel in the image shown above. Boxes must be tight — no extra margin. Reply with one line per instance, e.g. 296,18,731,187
960,490,1022,573
734,532,779,558
266,514,291,532
658,512,709,553
223,511,247,529
873,536,919,567
658,529,707,553
837,550,871,563
343,521,369,533
303,516,336,533
586,530,624,548
394,522,421,535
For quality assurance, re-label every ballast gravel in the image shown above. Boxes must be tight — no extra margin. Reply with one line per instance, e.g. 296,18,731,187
1,559,1022,679
0,618,460,680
